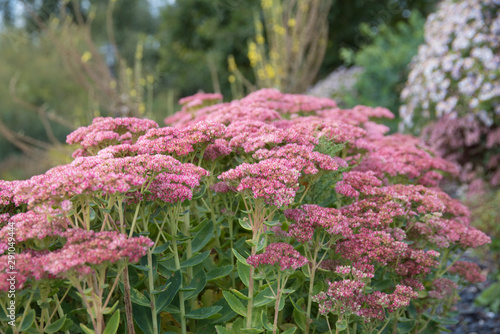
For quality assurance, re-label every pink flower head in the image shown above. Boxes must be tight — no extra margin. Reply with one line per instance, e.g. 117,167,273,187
218,158,300,207
247,242,308,271
336,229,408,267
14,155,208,207
226,121,317,154
448,261,486,283
178,92,223,112
284,204,353,242
0,250,49,291
136,127,194,156
43,229,153,277
181,121,226,145
428,278,458,299
67,117,158,156
204,139,232,160
253,144,342,175
355,134,459,181
335,171,382,198
210,181,236,194
0,211,69,243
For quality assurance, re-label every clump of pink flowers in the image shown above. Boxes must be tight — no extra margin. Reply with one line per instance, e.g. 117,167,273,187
247,242,308,271
0,88,492,334
43,229,153,277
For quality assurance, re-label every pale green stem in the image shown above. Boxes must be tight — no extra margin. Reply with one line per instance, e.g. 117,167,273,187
173,237,187,334
182,209,197,332
44,286,71,327
298,183,312,204
228,216,236,289
273,272,282,334
325,315,333,334
147,248,158,334
128,202,142,238
53,293,71,334
16,292,33,334
438,249,465,277
246,253,256,329
376,317,392,334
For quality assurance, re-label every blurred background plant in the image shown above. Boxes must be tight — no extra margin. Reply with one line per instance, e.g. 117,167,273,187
0,0,455,180
398,0,500,314
337,12,426,132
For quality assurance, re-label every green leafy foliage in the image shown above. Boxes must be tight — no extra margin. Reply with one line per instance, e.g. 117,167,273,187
341,12,426,130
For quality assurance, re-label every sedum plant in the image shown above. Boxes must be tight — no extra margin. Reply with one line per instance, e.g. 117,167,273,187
0,89,491,334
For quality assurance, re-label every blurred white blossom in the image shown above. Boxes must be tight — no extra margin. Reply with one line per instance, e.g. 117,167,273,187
400,0,500,132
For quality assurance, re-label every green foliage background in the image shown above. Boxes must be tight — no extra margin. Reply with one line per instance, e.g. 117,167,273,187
0,0,436,177
340,12,426,131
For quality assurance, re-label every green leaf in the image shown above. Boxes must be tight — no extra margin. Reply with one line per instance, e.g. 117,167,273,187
238,218,252,230
254,287,275,307
222,291,247,317
372,279,393,291
103,310,120,334
215,326,233,334
290,297,306,315
232,249,249,265
241,328,264,333
130,264,149,271
207,265,233,281
293,307,307,332
191,220,214,253
19,309,35,331
336,319,347,331
132,303,161,334
184,270,207,300
80,324,96,334
255,233,266,252
130,287,151,307
61,319,73,331
102,300,120,315
230,288,251,300
397,319,416,333
278,295,286,311
237,261,251,287
282,328,297,334
181,251,210,268
263,220,280,227
44,315,67,333
261,310,273,331
407,301,417,318
152,282,172,295
431,316,458,325
193,184,206,200
152,242,170,254
185,306,222,319
24,328,41,334
157,270,182,313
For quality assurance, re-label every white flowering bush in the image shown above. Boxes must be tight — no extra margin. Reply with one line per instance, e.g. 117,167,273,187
400,0,500,132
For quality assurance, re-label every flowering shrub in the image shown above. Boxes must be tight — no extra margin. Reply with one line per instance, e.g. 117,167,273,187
398,0,500,316
400,0,499,132
0,89,490,334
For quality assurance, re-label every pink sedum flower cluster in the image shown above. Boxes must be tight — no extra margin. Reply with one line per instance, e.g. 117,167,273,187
313,280,418,320
0,88,490,330
67,117,158,157
448,261,486,284
247,242,308,271
43,229,153,277
13,154,208,207
218,158,300,207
